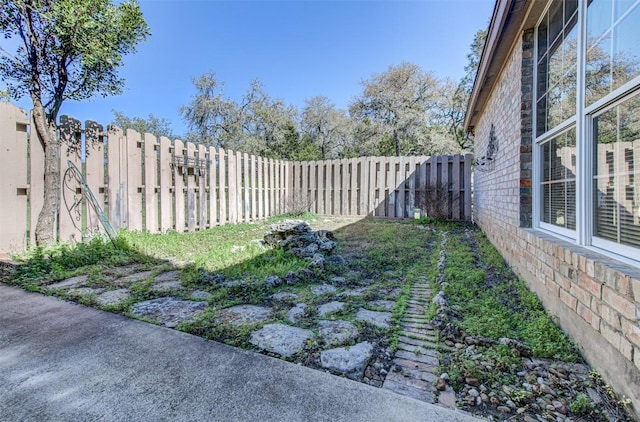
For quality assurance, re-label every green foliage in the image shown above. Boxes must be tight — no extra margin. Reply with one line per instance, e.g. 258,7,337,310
0,0,149,108
13,236,149,285
111,110,176,139
569,393,595,415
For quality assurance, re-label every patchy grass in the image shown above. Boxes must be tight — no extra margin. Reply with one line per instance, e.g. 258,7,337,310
4,215,631,420
442,228,579,362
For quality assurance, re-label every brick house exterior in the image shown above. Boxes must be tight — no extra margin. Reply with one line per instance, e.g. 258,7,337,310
466,0,640,416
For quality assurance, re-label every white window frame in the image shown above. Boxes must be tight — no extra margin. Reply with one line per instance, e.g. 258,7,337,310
533,0,640,265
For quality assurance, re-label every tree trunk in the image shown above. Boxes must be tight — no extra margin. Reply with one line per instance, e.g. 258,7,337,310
33,104,60,246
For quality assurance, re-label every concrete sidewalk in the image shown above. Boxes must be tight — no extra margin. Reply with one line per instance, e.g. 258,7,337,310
0,285,482,422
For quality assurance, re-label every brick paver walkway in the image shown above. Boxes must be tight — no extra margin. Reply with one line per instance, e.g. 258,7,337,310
383,280,441,403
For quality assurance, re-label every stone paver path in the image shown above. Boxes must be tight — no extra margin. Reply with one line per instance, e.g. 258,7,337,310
383,280,446,406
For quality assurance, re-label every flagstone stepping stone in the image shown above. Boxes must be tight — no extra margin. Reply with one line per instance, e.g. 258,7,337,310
131,297,207,328
270,291,299,301
153,280,185,292
320,341,373,380
249,323,313,358
377,287,402,297
337,288,366,298
318,320,359,346
190,290,212,300
96,288,130,306
311,284,337,295
47,275,88,289
318,301,346,316
115,270,154,285
216,305,271,326
69,287,104,296
368,300,396,310
329,276,347,285
154,270,182,282
356,308,392,329
286,303,308,324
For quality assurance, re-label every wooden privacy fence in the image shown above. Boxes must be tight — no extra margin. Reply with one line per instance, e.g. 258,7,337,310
0,103,472,253
290,155,472,220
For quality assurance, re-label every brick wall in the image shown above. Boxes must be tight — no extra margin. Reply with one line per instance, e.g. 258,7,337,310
473,32,640,416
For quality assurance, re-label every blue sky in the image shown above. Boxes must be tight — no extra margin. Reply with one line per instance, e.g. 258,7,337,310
5,0,494,137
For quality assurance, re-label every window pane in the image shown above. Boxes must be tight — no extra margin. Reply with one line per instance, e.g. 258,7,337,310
537,56,548,101
541,128,577,230
586,0,640,106
549,0,563,43
615,0,638,20
536,0,577,136
565,0,578,24
612,5,640,92
586,34,613,105
593,94,640,247
587,0,612,46
537,96,548,134
538,16,548,61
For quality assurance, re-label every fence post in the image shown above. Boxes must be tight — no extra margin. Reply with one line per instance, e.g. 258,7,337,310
197,144,207,229
174,139,185,232
243,152,250,222
464,153,473,220
257,156,263,219
144,133,159,232
208,146,217,227
218,148,227,225
159,136,172,231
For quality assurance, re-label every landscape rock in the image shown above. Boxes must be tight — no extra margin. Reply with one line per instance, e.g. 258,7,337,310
263,220,336,258
307,253,325,268
270,291,299,301
196,269,225,285
356,308,392,329
216,305,271,326
311,284,337,295
318,301,346,316
318,320,359,346
284,271,300,285
286,303,308,324
264,276,282,289
249,323,313,357
131,297,207,328
320,341,373,380
326,255,346,266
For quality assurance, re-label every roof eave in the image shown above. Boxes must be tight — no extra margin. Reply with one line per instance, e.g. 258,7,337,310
464,0,539,134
